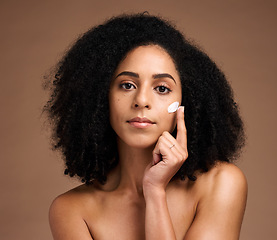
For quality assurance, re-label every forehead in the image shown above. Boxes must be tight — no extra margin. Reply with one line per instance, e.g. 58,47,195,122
114,45,180,79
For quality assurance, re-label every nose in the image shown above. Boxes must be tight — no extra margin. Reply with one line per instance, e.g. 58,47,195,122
132,86,151,110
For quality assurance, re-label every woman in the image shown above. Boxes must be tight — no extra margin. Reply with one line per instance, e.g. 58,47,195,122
45,13,247,239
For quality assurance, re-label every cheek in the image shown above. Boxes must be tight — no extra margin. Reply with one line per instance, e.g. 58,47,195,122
167,113,178,132
110,97,120,115
156,104,178,132
109,95,119,124
109,96,128,135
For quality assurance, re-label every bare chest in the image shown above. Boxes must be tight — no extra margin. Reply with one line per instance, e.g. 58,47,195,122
84,189,197,240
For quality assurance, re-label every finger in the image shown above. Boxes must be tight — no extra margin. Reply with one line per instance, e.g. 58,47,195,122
153,133,187,166
176,106,187,148
170,144,188,165
161,131,187,160
152,135,173,165
152,140,186,173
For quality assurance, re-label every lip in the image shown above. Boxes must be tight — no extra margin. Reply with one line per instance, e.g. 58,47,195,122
127,117,155,128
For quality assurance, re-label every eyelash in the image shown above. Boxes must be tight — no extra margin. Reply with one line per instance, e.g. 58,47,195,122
120,82,135,90
119,82,172,94
154,84,172,94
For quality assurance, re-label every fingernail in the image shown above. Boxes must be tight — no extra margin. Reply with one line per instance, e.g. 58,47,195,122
178,106,185,112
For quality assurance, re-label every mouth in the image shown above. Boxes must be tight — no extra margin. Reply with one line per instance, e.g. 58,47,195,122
127,117,155,128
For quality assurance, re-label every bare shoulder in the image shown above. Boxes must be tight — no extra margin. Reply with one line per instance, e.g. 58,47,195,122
197,162,247,200
196,162,248,228
49,184,100,239
213,161,247,179
184,162,248,239
50,184,97,214
209,162,247,193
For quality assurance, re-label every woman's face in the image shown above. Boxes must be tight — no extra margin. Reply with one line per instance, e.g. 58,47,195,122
109,45,182,148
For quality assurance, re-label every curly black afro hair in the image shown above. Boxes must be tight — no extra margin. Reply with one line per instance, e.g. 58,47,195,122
43,13,245,184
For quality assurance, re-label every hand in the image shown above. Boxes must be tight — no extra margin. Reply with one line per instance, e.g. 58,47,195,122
143,106,188,195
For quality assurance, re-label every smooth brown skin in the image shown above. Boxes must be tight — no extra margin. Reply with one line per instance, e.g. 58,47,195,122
49,46,247,240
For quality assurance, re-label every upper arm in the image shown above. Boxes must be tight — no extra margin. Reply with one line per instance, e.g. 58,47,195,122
49,195,93,240
184,164,248,240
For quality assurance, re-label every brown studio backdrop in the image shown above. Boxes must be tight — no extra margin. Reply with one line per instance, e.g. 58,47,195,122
0,0,276,239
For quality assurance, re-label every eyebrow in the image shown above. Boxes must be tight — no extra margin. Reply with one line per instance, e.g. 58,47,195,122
115,71,176,84
115,71,139,79
153,73,176,84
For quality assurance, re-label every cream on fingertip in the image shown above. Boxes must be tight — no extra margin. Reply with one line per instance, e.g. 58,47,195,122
168,101,179,113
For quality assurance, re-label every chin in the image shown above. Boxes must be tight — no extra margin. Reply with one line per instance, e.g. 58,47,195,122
118,134,158,149
127,142,156,149
115,123,176,149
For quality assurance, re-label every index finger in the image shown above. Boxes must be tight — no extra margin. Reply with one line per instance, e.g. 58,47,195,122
176,106,187,148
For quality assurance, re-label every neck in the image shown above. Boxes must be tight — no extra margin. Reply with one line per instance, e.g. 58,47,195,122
115,138,154,196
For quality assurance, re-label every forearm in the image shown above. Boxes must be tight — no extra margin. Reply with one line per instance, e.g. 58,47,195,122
145,189,176,240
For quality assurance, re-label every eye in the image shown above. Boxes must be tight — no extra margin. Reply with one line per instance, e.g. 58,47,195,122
120,82,136,90
155,85,172,94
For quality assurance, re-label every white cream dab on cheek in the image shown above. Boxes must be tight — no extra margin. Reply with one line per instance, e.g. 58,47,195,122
168,101,179,113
